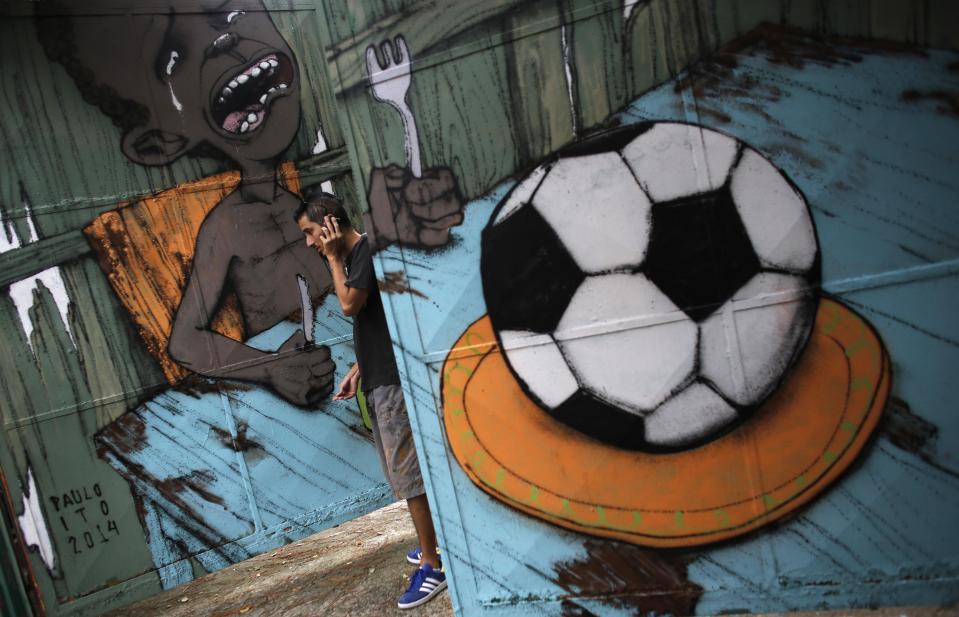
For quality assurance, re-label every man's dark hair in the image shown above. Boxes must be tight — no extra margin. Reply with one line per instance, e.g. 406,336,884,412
294,192,351,229
34,8,150,132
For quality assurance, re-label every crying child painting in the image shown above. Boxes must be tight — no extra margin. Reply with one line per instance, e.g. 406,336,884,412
34,0,400,588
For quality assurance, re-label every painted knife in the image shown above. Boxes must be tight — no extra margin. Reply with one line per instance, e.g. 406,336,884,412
296,274,315,346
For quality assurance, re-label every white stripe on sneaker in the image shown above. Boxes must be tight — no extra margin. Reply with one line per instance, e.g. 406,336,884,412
398,569,448,610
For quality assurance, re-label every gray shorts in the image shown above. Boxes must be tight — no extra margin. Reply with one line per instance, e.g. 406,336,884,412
366,384,425,500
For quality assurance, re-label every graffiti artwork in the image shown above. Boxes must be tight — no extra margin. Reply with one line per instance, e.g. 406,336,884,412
319,0,959,615
2,0,959,614
36,1,336,394
51,2,400,588
443,121,889,547
1,2,406,610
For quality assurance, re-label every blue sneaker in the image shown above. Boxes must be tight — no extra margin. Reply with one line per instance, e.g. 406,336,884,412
398,563,447,609
406,547,422,564
406,547,441,565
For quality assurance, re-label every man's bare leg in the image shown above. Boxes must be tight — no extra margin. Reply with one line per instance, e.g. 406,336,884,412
407,494,440,569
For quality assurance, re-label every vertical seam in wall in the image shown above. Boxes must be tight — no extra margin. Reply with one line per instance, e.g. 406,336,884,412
560,17,579,137
216,391,263,532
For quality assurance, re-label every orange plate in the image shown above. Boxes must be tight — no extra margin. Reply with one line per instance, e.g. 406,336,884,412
442,298,890,547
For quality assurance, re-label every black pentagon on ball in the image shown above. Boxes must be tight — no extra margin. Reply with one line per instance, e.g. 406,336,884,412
482,204,585,333
550,391,647,450
644,184,761,323
555,122,655,160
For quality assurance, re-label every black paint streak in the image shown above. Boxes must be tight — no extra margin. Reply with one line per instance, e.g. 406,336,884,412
898,243,935,263
901,88,959,119
553,540,703,617
881,397,959,481
379,270,428,299
842,298,959,350
207,421,264,454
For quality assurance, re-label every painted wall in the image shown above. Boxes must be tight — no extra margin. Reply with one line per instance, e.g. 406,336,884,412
3,0,959,615
315,0,959,615
0,2,393,615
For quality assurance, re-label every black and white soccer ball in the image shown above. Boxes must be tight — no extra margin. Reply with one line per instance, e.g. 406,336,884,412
481,122,820,452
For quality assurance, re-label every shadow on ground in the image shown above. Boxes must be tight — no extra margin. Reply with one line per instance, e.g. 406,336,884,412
103,502,453,617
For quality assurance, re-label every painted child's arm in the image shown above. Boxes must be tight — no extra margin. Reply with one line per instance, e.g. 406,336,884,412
168,213,333,405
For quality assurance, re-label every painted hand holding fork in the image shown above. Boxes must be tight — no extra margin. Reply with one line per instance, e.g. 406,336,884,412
364,36,464,250
366,36,422,178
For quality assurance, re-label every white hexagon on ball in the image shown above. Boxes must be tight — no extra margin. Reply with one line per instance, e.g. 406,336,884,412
730,148,818,273
555,273,698,413
533,152,652,274
493,164,549,226
699,272,816,406
499,330,579,410
644,383,737,447
622,122,739,203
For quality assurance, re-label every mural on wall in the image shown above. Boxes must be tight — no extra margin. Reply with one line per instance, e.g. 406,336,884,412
37,1,336,396
2,0,958,613
444,120,890,547
322,0,959,614
40,2,404,589
0,2,431,608
363,36,465,252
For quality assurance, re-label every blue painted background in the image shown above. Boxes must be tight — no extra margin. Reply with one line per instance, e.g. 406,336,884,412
96,295,393,590
375,43,959,615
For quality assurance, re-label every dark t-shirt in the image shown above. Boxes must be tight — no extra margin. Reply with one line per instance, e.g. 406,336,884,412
344,234,400,393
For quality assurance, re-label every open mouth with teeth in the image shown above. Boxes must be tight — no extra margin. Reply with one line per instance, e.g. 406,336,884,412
212,53,294,135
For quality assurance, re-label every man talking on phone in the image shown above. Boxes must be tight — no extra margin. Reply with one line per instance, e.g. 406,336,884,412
294,194,447,610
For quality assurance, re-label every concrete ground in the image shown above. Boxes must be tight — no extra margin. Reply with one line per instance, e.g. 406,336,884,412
103,502,956,617
103,502,452,617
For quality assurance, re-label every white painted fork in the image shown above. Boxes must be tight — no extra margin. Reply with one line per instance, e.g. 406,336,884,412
366,35,422,178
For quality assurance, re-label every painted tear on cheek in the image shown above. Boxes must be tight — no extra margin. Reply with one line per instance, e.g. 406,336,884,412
168,83,184,113
165,51,183,113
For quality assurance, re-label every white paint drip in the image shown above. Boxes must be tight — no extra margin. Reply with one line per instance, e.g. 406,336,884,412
312,128,329,155
10,269,75,351
2,201,75,351
17,467,56,572
560,22,578,136
22,197,39,243
168,82,183,113
0,216,19,253
624,0,641,23
312,129,334,193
